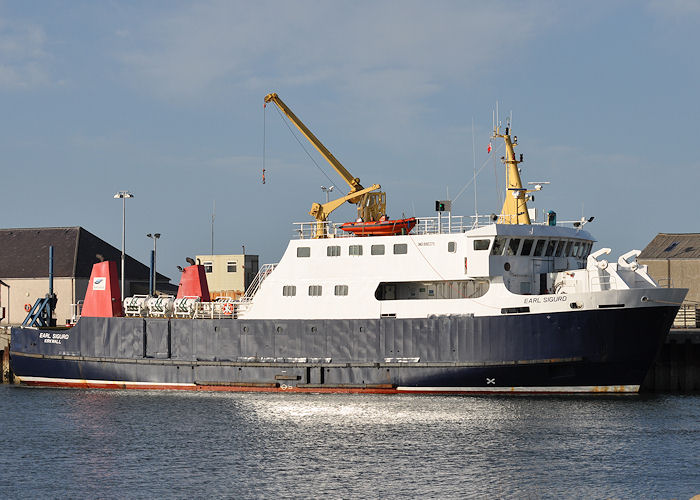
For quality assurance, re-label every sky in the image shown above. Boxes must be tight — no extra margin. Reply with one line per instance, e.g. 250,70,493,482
1,0,698,283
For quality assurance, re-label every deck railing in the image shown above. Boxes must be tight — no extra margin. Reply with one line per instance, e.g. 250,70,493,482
292,213,590,239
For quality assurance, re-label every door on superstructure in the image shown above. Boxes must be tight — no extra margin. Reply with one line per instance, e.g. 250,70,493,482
532,259,552,295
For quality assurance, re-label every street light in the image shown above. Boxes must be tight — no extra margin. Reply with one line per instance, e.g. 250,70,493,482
113,191,134,301
321,185,335,204
147,233,161,295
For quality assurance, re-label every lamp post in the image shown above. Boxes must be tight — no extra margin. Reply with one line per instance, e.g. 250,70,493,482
147,233,161,295
321,185,335,203
113,191,134,301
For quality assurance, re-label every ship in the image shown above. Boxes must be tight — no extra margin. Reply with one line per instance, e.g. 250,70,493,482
9,94,687,394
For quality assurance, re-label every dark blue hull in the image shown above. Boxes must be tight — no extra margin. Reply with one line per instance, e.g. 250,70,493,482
10,306,677,393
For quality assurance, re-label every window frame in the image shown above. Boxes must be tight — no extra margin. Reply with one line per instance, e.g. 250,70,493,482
371,244,385,256
473,239,491,251
393,243,408,255
349,245,363,256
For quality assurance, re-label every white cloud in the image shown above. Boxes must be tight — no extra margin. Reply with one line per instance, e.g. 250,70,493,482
0,20,51,88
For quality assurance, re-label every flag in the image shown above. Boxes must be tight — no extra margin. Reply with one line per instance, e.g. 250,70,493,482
487,142,492,154
262,168,266,184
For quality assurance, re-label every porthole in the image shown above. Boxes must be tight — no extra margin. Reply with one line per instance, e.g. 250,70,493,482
504,262,511,271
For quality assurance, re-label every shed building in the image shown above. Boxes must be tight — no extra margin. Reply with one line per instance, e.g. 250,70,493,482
0,227,172,326
195,253,259,299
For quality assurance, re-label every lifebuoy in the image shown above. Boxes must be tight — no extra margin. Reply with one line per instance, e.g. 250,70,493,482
222,303,234,315
24,303,32,312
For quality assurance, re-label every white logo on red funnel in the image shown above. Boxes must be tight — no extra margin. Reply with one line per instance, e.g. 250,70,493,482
93,277,106,291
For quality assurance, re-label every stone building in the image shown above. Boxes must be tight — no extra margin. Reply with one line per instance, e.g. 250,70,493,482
639,233,700,302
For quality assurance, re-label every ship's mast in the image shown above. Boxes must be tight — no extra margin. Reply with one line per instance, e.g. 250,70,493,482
493,124,530,224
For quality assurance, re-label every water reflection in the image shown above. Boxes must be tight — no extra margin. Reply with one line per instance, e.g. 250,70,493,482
1,387,698,499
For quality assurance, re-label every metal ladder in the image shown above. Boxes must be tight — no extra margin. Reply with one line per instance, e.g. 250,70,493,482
241,263,277,301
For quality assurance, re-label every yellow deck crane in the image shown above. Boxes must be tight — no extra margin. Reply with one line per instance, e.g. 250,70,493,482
264,93,386,238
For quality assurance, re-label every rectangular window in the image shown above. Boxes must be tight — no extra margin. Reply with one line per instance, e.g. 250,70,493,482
308,285,322,296
521,239,534,256
371,244,385,255
448,241,456,253
297,247,311,258
204,261,213,273
327,245,341,257
393,243,408,254
334,285,349,296
349,245,363,256
491,237,507,256
507,238,521,256
376,279,489,300
227,261,237,273
282,285,296,296
473,239,490,251
534,239,546,256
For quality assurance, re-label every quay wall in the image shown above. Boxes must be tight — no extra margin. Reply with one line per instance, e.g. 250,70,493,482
641,329,700,393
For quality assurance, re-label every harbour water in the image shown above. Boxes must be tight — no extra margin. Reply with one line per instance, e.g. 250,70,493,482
0,386,698,498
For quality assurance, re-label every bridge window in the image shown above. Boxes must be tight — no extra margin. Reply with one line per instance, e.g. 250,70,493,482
371,244,385,255
282,285,296,297
297,247,311,258
349,245,363,256
555,241,565,257
572,241,581,258
534,239,546,256
564,241,573,256
545,240,556,257
327,245,341,257
507,238,521,256
491,237,507,255
521,239,534,256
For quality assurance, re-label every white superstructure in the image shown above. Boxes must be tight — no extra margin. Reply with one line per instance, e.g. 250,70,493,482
240,218,684,320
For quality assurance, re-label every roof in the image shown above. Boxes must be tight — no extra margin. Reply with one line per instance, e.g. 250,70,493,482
0,227,171,281
639,233,700,260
